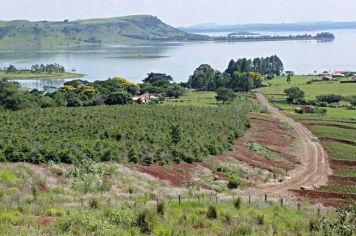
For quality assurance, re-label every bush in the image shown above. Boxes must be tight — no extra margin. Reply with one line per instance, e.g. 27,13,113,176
309,218,320,232
206,206,217,219
136,210,155,233
231,224,252,235
228,177,240,189
256,214,265,225
156,202,165,216
89,198,100,209
316,94,344,104
234,197,241,210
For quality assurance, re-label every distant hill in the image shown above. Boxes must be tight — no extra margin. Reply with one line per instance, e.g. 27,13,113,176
180,21,356,33
0,15,207,48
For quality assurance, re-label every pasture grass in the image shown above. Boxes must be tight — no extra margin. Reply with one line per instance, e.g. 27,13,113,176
258,75,356,99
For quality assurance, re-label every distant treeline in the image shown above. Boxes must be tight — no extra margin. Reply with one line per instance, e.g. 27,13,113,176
2,64,65,74
211,32,335,42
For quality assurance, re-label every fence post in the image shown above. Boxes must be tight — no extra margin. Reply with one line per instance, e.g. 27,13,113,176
197,195,200,202
280,198,283,206
264,194,267,203
248,195,251,204
178,195,181,205
317,208,321,217
215,195,218,205
297,203,301,211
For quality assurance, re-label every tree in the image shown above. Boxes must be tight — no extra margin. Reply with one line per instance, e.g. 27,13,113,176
105,91,132,105
284,87,305,103
286,74,292,83
143,73,173,84
165,84,185,98
350,98,356,109
188,64,216,91
215,88,237,104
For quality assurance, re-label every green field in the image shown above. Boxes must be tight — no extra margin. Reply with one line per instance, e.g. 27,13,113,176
258,75,356,100
0,71,84,80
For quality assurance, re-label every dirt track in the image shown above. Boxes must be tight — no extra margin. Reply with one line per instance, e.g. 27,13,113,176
245,93,332,197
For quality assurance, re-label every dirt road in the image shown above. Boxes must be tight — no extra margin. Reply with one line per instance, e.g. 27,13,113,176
245,93,331,197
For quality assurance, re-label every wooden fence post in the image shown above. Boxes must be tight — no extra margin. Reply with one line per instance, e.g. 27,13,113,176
248,195,251,204
264,194,267,203
178,195,181,205
317,208,321,217
280,198,283,206
297,203,301,211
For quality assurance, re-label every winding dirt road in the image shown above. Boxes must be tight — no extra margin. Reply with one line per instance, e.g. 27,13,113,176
245,93,331,197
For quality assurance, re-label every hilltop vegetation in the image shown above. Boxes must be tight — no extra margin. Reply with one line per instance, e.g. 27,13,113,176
0,15,206,48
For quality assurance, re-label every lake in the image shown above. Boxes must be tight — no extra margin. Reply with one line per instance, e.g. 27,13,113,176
1,29,356,90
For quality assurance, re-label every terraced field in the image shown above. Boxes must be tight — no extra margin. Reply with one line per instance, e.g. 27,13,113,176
256,76,356,206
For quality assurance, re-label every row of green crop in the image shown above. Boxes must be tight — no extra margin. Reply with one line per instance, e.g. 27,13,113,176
0,101,250,165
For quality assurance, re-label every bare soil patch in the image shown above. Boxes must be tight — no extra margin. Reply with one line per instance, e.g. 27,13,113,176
293,190,356,208
328,176,356,185
34,216,58,226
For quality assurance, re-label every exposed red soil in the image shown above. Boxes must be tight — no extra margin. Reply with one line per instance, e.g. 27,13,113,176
292,190,356,208
305,123,356,130
320,137,356,146
225,112,297,173
36,183,48,192
34,216,58,226
330,160,356,169
328,176,356,185
138,163,198,186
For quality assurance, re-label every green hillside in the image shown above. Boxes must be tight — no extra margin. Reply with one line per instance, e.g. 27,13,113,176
0,15,206,48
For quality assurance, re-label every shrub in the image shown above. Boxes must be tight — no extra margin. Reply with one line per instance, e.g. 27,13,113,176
234,197,241,210
206,206,217,219
257,214,265,225
228,177,240,189
156,202,165,216
316,94,344,104
136,210,155,233
309,217,320,232
89,198,100,209
231,224,252,235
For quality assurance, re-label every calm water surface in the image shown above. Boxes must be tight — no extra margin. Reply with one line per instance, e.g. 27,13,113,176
0,29,356,90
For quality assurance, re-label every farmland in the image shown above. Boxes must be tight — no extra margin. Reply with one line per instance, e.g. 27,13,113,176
256,75,356,202
0,96,250,165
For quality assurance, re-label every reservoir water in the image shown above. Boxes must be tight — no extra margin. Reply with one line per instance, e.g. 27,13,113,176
0,29,356,90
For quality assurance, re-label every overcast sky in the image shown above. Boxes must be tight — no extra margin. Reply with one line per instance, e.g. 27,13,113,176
1,0,355,26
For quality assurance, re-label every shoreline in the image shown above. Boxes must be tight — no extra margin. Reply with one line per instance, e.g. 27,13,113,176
0,71,85,80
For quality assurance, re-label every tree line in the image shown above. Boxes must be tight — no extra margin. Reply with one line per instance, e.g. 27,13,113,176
184,55,283,92
0,73,186,111
2,64,65,74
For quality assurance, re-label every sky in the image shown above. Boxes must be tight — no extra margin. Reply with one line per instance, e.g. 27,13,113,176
1,0,356,27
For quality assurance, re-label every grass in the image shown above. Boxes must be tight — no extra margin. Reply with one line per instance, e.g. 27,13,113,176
318,185,356,194
308,126,356,142
0,71,85,80
258,75,356,99
334,168,356,177
322,142,356,161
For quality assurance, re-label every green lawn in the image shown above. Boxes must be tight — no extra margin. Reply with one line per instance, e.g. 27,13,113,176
0,71,85,80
